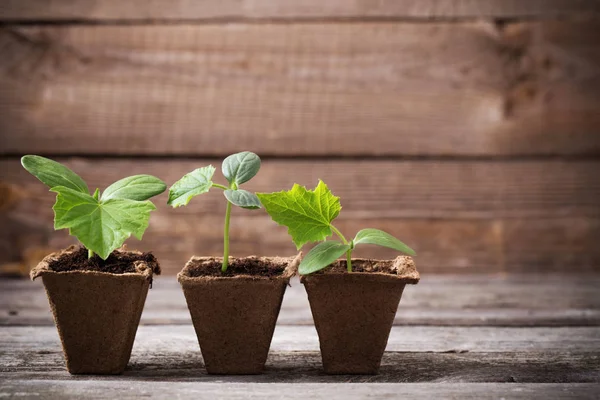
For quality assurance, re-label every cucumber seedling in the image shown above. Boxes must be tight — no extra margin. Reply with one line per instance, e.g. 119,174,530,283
21,155,167,260
257,180,415,275
167,151,262,272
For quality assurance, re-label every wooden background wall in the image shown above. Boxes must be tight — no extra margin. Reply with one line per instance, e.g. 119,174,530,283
0,1,599,275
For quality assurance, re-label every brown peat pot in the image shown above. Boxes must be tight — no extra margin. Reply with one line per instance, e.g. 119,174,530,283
178,254,301,374
30,246,160,375
301,256,419,374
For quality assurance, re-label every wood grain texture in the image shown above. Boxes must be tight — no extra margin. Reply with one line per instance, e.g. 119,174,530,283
0,382,598,400
1,0,598,21
2,348,599,383
1,158,599,274
3,275,599,326
1,20,599,156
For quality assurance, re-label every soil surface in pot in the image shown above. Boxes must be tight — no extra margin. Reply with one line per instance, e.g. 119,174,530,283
185,257,287,278
313,259,410,275
48,246,161,275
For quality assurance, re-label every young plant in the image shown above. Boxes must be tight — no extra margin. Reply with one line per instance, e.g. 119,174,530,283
167,151,262,272
257,180,415,275
21,155,166,260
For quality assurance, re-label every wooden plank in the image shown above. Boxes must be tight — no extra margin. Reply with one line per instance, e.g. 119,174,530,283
1,158,599,274
1,20,599,156
0,0,597,21
3,275,599,326
0,382,598,400
3,158,599,220
1,347,599,382
3,325,599,353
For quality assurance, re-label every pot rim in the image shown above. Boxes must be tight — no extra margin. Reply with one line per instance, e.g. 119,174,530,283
178,253,302,283
300,256,419,284
30,245,158,281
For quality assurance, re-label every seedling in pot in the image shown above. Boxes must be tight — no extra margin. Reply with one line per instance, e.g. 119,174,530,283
21,155,166,260
257,180,415,275
168,151,262,272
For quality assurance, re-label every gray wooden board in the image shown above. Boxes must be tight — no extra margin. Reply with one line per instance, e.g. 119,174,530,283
2,275,599,326
0,382,598,400
1,325,599,383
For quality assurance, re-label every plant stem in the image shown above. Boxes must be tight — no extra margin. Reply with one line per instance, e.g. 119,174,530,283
88,249,94,259
213,183,229,190
222,200,232,272
330,224,353,272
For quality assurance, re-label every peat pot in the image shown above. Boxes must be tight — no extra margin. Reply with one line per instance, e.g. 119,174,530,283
30,245,160,374
178,254,301,374
301,256,419,374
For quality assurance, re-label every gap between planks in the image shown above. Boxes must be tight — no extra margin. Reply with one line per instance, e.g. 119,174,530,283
2,275,600,327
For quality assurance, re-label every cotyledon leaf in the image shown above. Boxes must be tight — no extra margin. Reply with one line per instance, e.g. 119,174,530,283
353,228,416,256
222,151,261,185
21,155,89,194
299,241,350,275
224,189,261,209
101,174,166,201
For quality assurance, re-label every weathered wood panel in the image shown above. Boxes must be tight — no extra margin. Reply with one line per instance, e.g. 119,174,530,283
1,20,599,156
0,382,597,400
3,276,599,326
4,325,599,353
2,349,599,383
3,158,598,219
1,158,599,273
0,0,597,21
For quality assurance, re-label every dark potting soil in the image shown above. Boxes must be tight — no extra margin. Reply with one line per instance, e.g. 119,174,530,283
186,257,287,278
48,246,161,275
315,259,402,275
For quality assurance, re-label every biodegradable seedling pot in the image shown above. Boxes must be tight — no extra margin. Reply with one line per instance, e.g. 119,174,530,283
30,246,161,375
301,256,419,375
178,254,300,374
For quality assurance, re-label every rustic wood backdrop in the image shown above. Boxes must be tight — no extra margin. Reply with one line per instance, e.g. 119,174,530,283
0,1,599,276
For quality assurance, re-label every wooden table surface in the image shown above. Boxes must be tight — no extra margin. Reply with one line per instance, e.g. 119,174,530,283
1,274,599,399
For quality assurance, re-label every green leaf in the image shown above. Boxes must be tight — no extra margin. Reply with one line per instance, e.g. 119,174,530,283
353,228,416,256
167,166,215,207
257,180,341,249
21,155,89,194
51,186,157,260
101,174,166,201
222,151,261,185
299,241,350,275
224,189,261,209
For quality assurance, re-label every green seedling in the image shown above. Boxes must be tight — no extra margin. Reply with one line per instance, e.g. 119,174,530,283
21,155,166,260
257,180,415,275
167,151,262,272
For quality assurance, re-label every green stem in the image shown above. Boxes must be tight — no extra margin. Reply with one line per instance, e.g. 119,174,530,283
88,248,94,259
330,224,353,272
222,200,232,272
213,183,228,190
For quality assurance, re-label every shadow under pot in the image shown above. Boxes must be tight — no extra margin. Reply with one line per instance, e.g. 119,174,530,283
30,245,161,375
178,254,300,375
300,256,419,375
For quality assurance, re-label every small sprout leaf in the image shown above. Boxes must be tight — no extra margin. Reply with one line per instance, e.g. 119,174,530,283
257,180,341,249
51,186,157,260
101,174,166,201
299,241,350,275
353,228,416,256
224,189,261,209
222,151,261,185
167,166,215,207
21,155,89,194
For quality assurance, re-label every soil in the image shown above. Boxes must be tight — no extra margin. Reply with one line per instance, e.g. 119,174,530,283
185,257,287,278
48,246,161,275
314,259,404,275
